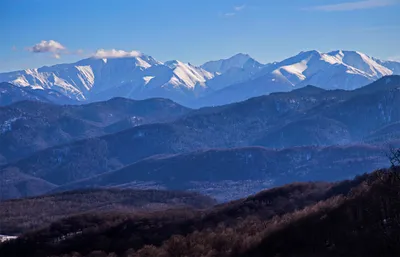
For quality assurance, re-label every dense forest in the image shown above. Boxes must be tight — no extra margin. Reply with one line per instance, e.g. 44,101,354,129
0,189,216,235
1,163,399,256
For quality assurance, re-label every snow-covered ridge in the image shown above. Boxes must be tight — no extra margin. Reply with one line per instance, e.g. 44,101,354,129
0,54,215,103
0,50,399,106
165,60,214,88
253,50,397,90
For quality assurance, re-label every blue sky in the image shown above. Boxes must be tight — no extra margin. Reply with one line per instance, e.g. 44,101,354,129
1,0,399,72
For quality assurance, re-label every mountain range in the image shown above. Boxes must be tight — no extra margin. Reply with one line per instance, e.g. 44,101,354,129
1,75,399,201
0,97,189,165
1,50,399,107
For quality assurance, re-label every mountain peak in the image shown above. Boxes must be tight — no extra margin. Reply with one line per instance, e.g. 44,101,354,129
298,50,321,56
231,53,251,58
164,60,184,68
201,53,258,74
225,53,253,64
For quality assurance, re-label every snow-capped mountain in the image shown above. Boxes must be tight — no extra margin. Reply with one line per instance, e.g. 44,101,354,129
201,53,261,74
197,50,399,106
205,57,266,91
0,50,399,107
164,60,214,89
255,50,393,90
0,53,214,105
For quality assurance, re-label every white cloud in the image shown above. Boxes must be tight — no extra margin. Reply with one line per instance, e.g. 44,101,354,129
27,40,66,59
26,41,87,59
28,40,65,53
305,0,398,11
11,46,17,51
93,49,142,58
234,4,246,11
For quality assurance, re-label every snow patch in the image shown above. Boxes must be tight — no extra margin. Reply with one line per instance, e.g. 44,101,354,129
135,57,152,69
143,76,155,85
0,117,20,134
75,65,95,90
0,235,17,243
11,77,30,87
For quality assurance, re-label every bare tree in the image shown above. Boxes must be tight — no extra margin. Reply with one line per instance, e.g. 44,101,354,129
387,146,400,168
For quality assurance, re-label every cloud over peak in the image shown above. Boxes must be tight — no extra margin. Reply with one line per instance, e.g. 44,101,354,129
93,49,143,59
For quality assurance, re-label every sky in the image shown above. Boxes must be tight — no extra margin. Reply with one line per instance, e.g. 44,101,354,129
1,0,400,72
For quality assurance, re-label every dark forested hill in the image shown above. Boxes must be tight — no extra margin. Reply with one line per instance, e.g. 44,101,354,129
0,188,216,236
54,145,388,201
1,168,399,257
